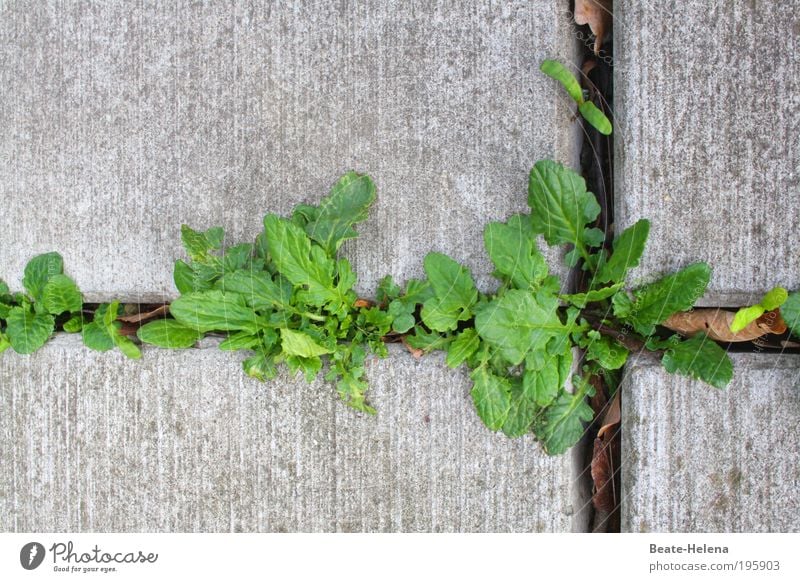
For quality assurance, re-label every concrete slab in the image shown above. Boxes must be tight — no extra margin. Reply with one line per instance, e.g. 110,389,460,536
0,338,587,532
621,353,800,532
0,1,579,302
614,1,800,306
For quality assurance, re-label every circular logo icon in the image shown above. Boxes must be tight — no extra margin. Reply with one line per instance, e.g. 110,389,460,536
20,542,45,570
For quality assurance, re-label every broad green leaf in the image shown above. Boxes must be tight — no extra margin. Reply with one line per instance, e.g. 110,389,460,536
264,215,348,308
218,270,292,311
661,333,733,389
475,289,568,366
446,329,480,368
22,252,63,303
181,225,224,262
218,331,261,351
405,327,452,353
423,252,478,312
173,260,195,294
483,214,548,290
781,292,800,339
534,388,594,455
560,283,622,308
470,366,511,431
596,219,650,284
170,290,258,333
539,59,583,103
222,243,254,272
578,100,612,135
502,380,539,438
584,334,628,370
286,354,323,382
522,356,561,407
82,321,115,352
42,275,82,315
304,172,377,254
137,320,201,349
625,263,711,335
280,328,333,358
528,160,601,259
113,335,142,359
730,304,765,333
761,287,788,311
243,350,278,381
6,307,54,354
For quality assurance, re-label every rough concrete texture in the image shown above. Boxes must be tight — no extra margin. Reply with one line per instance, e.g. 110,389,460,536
0,1,579,302
622,353,800,532
614,1,800,306
0,338,588,532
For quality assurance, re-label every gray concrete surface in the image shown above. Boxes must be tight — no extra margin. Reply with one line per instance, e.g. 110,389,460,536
614,1,800,306
0,0,579,302
621,353,800,532
0,338,588,532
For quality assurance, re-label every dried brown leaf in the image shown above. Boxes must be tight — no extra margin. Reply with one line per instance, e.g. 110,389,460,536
401,336,424,359
591,437,616,514
597,390,620,439
574,0,612,54
354,298,374,309
663,309,768,342
117,304,170,324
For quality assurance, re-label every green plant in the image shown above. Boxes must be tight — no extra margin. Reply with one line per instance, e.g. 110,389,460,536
540,59,612,135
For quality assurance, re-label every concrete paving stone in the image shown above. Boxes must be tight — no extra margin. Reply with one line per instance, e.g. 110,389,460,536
614,1,800,306
0,338,589,532
0,0,579,302
621,353,800,532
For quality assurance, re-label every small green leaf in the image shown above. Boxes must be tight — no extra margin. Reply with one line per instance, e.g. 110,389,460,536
662,333,733,389
539,59,583,103
502,380,539,438
243,350,278,381
6,306,55,354
62,315,84,333
420,253,478,332
0,332,10,354
218,270,293,311
560,283,623,308
22,252,63,303
113,335,142,359
405,327,452,353
596,219,650,284
391,312,416,334
173,260,195,294
781,292,800,339
578,101,612,135
446,329,480,368
218,331,261,351
42,274,82,315
528,160,601,261
483,214,548,290
280,328,333,358
137,319,202,349
181,225,224,262
522,356,562,407
304,172,377,254
470,366,511,431
730,304,765,333
761,287,788,311
82,321,115,352
625,263,711,335
534,387,594,455
584,334,628,370
170,290,258,333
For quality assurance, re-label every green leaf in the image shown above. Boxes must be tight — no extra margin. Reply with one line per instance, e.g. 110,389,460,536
483,214,548,290
181,225,224,262
596,219,650,284
62,315,84,333
578,101,612,135
625,263,711,335
502,380,539,438
420,253,478,332
522,356,562,407
0,332,10,354
446,329,480,368
475,289,569,366
287,354,323,382
661,333,733,389
137,320,201,349
391,312,416,334
264,215,349,308
113,335,142,360
730,304,765,333
584,334,628,370
42,275,82,315
170,290,258,333
539,59,583,103
527,160,601,260
535,387,594,455
761,287,788,311
470,366,512,431
560,283,623,308
218,331,261,351
243,350,278,381
0,279,8,295
22,252,63,303
405,327,452,353
173,260,195,294
218,270,293,311
304,172,377,254
280,328,333,358
5,307,55,354
781,292,800,339
82,321,115,352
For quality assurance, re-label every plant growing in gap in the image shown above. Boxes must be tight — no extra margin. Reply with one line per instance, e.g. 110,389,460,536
540,59,612,135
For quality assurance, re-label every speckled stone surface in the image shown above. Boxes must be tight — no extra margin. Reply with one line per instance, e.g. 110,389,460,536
614,1,800,306
621,353,800,532
0,0,579,302
0,338,588,532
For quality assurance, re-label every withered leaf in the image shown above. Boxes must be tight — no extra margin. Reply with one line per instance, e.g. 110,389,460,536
591,436,616,514
574,0,613,55
663,309,770,342
117,304,170,324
